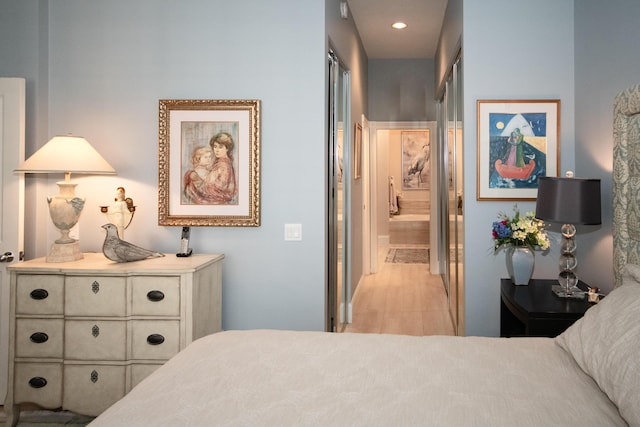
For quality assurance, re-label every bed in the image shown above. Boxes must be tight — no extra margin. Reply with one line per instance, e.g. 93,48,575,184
90,272,639,426
90,86,640,427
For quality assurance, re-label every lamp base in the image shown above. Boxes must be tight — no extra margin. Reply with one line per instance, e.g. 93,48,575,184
551,284,586,299
46,241,83,263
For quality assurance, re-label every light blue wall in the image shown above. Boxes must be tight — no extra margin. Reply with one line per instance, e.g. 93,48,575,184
462,0,575,336
574,0,640,292
3,0,328,331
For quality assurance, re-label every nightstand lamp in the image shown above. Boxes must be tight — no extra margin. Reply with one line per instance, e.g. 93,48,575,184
535,174,601,297
15,135,116,262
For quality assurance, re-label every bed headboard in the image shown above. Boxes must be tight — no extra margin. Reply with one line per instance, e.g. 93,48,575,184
613,84,640,288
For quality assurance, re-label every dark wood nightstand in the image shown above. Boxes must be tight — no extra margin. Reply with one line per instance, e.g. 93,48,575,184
500,278,594,338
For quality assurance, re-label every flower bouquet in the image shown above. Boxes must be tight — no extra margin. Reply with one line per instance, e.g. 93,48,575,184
492,206,550,252
492,206,550,285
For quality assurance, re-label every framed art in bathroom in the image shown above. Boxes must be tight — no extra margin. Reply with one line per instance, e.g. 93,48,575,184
401,130,430,190
158,99,261,227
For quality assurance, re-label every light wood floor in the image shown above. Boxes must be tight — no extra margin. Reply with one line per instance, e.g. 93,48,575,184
344,244,455,336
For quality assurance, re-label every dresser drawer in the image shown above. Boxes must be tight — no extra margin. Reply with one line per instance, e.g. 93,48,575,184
64,320,126,361
15,319,64,358
16,275,64,315
130,363,163,389
65,276,126,316
131,276,180,316
63,364,126,416
14,362,63,407
131,320,180,360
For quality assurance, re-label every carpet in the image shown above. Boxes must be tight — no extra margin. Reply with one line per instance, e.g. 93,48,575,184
385,248,429,264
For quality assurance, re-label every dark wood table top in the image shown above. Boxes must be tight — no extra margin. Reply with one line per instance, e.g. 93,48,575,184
500,278,593,319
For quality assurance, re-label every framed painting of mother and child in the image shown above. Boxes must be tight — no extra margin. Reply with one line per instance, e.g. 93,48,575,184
476,99,560,201
158,99,260,226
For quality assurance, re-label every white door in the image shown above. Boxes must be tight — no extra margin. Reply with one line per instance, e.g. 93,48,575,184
0,78,26,401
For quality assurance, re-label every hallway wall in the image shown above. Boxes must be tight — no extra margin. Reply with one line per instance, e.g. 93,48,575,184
368,59,436,121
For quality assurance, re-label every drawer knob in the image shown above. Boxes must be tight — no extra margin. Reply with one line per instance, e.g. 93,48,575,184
147,290,165,302
30,332,49,344
147,334,165,345
28,377,48,389
30,289,49,300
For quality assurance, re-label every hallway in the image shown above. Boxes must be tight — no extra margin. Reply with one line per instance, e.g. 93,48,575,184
344,244,455,336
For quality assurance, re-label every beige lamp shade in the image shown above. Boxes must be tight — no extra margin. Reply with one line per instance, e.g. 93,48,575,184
15,135,116,175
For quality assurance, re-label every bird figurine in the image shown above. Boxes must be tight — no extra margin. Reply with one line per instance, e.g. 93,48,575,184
101,223,165,263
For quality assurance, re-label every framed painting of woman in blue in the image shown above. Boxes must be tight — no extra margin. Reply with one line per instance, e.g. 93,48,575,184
476,99,560,200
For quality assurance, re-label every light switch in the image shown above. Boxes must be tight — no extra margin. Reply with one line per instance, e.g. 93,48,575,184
284,223,302,241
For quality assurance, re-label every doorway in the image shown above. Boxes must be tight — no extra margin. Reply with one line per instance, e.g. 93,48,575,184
367,121,439,274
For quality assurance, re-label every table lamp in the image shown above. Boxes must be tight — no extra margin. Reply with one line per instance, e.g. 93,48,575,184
535,174,601,297
14,135,116,262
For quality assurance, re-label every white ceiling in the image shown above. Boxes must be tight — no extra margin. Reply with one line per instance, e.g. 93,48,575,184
346,0,448,59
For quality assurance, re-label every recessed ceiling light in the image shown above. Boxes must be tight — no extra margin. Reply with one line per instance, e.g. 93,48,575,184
392,22,407,30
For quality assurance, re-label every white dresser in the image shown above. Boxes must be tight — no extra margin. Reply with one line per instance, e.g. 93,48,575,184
4,252,223,426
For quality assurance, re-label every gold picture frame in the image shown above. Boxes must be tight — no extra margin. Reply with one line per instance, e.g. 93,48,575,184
158,99,260,226
476,99,560,201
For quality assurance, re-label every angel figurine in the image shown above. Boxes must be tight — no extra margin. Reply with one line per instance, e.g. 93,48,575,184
100,187,135,239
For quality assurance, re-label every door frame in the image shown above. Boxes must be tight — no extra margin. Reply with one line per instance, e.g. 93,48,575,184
367,121,438,274
0,78,26,401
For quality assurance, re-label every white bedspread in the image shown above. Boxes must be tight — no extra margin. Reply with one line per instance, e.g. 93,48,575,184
90,330,625,427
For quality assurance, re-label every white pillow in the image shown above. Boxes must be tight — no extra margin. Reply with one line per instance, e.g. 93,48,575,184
556,264,640,426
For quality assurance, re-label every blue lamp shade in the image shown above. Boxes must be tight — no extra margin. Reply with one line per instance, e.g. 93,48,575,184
535,177,602,225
